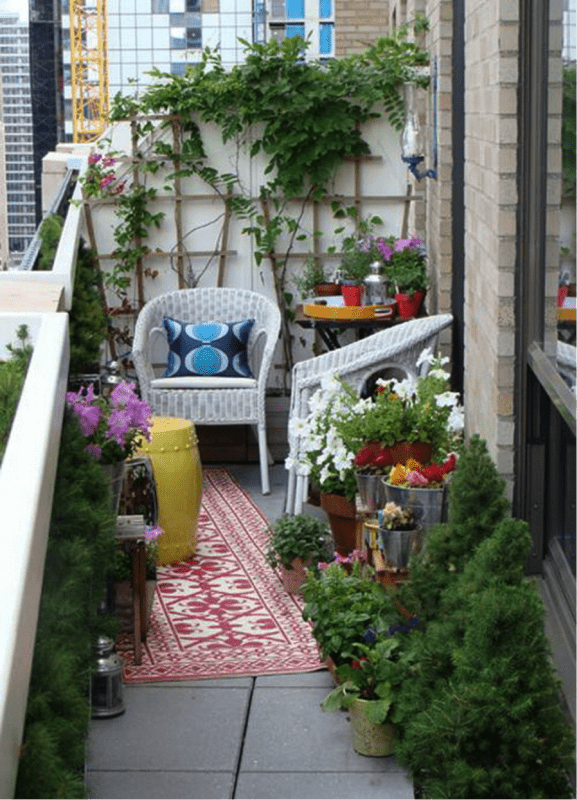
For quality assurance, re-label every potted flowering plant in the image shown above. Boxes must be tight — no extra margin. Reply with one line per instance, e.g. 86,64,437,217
377,235,429,317
374,501,423,569
294,375,367,554
320,634,418,756
65,381,153,512
301,552,398,669
338,350,463,467
265,514,332,593
65,381,152,463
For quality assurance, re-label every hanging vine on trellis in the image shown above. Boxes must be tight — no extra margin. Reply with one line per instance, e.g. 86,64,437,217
86,19,430,376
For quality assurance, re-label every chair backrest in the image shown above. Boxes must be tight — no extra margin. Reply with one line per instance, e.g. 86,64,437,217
289,314,453,417
132,287,281,388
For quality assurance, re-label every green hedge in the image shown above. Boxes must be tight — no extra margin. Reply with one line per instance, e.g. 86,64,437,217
394,436,575,799
14,413,118,799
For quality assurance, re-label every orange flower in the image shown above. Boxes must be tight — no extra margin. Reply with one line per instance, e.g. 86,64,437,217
405,458,422,472
389,463,407,485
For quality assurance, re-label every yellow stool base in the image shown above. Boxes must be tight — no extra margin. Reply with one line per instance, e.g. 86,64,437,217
137,416,203,565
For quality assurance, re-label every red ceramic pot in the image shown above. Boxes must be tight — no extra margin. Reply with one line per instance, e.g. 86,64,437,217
341,284,364,307
395,290,424,319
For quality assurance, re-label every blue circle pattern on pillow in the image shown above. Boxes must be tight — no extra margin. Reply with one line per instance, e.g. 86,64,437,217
163,317,255,379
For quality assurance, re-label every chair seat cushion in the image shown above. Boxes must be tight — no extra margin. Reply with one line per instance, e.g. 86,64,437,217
163,317,255,379
151,376,257,389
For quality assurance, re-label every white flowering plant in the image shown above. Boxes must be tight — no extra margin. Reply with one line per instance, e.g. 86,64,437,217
287,350,464,499
336,349,463,466
287,375,371,500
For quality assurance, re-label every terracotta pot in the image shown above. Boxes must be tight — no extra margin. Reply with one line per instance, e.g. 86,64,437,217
319,493,357,556
395,290,424,319
280,556,313,594
349,699,396,756
341,284,364,307
315,282,341,297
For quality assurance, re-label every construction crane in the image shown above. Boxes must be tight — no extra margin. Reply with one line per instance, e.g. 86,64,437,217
69,0,109,143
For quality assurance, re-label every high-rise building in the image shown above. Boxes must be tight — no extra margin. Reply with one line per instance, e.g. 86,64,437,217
60,0,387,142
0,13,37,264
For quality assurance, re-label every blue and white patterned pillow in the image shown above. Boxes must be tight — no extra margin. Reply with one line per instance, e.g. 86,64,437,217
163,317,255,379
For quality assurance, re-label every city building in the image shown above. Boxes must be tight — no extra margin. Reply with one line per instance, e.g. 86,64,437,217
0,13,36,265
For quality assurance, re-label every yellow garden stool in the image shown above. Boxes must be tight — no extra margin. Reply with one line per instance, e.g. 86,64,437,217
136,416,203,565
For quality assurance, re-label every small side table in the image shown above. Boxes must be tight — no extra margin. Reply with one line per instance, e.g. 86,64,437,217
116,515,148,666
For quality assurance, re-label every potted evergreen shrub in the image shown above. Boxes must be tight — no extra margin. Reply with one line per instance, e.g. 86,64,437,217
265,514,332,593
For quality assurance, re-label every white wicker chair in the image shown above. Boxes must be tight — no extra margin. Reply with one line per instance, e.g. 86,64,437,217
132,288,281,494
285,313,454,514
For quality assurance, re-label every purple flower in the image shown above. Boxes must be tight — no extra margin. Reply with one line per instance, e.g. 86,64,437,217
77,404,102,437
363,626,378,643
143,525,164,542
110,381,138,407
85,443,102,459
377,241,394,261
107,407,131,446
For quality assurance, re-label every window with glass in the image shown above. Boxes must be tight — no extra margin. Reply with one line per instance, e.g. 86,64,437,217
267,0,334,58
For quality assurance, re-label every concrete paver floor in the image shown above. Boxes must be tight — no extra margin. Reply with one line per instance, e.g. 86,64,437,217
85,464,414,799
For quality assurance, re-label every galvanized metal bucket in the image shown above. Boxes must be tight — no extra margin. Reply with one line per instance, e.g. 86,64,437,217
355,472,387,512
382,481,448,534
378,526,423,569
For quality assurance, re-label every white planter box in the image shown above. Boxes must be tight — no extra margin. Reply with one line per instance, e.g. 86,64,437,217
0,312,69,798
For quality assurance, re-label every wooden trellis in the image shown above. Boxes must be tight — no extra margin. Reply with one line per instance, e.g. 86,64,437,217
81,113,419,380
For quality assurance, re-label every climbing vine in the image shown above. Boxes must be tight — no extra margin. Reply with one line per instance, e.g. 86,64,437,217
85,21,429,377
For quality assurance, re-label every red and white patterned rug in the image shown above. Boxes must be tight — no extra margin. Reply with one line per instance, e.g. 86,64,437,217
118,467,324,683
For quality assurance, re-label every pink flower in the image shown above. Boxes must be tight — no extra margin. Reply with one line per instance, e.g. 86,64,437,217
406,470,429,487
88,153,102,165
107,407,131,446
102,156,117,168
349,548,367,562
99,173,116,189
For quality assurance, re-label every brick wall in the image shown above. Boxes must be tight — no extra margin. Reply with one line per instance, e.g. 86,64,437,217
334,0,390,56
460,0,519,491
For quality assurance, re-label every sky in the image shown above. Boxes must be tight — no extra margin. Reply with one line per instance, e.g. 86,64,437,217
0,0,28,22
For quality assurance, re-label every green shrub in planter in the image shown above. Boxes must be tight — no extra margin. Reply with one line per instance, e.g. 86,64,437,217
394,513,576,798
15,413,118,799
265,514,331,570
399,434,509,620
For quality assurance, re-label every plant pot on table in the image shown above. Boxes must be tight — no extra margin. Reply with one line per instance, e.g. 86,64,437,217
341,284,364,307
395,290,425,319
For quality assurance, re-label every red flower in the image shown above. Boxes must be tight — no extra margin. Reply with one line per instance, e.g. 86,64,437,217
355,442,381,467
421,463,445,483
373,448,394,468
442,453,457,474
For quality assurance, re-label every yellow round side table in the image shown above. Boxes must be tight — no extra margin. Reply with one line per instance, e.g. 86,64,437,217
136,416,203,565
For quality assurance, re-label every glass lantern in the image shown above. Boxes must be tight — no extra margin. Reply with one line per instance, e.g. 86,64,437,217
364,261,389,306
91,636,126,718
